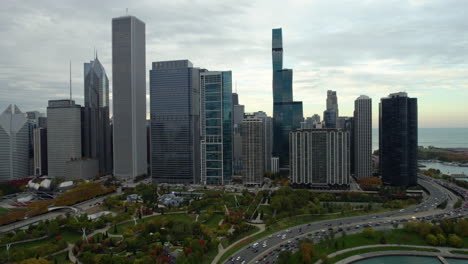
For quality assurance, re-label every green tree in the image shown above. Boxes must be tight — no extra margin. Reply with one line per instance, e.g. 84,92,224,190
277,250,292,264
426,234,438,246
448,234,463,248
380,235,387,244
363,228,375,239
436,234,446,246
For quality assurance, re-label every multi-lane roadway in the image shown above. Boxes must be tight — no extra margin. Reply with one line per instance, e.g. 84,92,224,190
226,178,468,264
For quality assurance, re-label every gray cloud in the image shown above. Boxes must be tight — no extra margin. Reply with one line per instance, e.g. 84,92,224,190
0,0,467,127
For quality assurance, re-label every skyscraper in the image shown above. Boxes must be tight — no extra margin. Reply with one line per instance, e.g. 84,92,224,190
324,90,338,128
354,95,372,179
272,28,303,168
47,100,82,178
290,129,350,187
380,92,418,187
83,55,112,174
150,60,201,184
0,105,29,182
241,117,264,185
112,15,147,179
33,127,47,176
253,111,273,173
200,71,233,184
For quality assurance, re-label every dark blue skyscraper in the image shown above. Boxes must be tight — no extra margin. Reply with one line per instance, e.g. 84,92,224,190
379,92,418,187
200,71,233,184
150,60,201,184
272,28,303,168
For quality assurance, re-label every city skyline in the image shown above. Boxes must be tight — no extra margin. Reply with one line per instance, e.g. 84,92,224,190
1,0,468,128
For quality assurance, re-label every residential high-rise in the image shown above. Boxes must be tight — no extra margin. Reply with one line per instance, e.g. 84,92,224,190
272,28,303,168
33,127,47,176
289,129,350,187
83,55,112,174
150,60,201,184
380,92,418,187
354,95,372,178
253,111,273,173
240,117,264,185
0,105,29,182
112,15,147,179
200,71,233,184
47,100,82,178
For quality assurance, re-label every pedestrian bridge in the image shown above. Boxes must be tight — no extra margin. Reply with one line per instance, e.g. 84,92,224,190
48,206,80,213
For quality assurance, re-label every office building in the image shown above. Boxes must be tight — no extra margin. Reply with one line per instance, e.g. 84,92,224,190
354,95,372,178
240,117,264,185
33,127,47,176
47,100,82,178
200,70,233,184
150,60,201,184
83,55,112,174
271,157,279,174
290,129,350,187
112,15,147,179
0,105,29,182
324,90,338,128
380,92,418,187
232,92,239,106
272,28,303,168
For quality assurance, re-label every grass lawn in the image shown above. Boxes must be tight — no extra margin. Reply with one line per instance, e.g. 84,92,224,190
59,231,82,243
324,246,439,264
205,213,224,228
109,213,195,234
50,251,73,264
0,207,10,216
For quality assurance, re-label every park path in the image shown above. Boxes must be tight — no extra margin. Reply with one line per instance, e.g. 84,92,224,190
0,235,48,247
211,223,265,264
314,244,468,264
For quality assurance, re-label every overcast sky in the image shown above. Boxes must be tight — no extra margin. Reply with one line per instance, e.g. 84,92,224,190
1,0,468,128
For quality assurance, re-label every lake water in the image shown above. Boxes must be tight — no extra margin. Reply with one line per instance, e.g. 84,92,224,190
353,255,442,264
372,128,468,151
419,161,468,176
446,258,468,264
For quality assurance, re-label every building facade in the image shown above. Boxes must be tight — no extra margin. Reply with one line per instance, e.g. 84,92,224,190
83,55,112,174
33,127,47,176
290,129,350,187
200,71,233,184
380,92,418,187
240,117,264,185
354,95,372,178
150,60,201,184
47,100,82,178
253,111,273,173
112,15,147,179
0,105,29,182
272,28,303,168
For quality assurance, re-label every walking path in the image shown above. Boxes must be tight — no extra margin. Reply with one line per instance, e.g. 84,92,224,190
0,235,48,247
212,223,265,264
315,244,468,264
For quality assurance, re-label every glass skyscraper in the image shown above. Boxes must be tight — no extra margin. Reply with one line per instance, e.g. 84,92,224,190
200,71,233,184
272,28,303,168
83,55,112,174
379,92,418,187
150,60,201,184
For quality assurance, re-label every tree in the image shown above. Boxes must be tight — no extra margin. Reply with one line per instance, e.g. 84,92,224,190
380,235,387,244
277,250,292,264
19,258,49,264
363,228,375,239
436,234,446,246
426,234,438,246
448,234,463,248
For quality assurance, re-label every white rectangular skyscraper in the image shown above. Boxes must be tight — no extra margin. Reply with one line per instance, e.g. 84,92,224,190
354,95,372,178
112,15,147,179
47,100,82,178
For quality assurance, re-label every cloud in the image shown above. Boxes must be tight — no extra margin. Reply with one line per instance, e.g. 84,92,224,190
0,0,467,128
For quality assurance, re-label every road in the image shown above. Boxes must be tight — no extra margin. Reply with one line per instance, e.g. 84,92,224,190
225,178,468,264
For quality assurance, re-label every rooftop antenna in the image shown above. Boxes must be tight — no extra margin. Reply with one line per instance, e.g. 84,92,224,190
126,8,128,15
69,60,72,105
235,81,238,93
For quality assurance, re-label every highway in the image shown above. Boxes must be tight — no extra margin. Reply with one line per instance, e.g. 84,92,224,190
225,178,468,264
